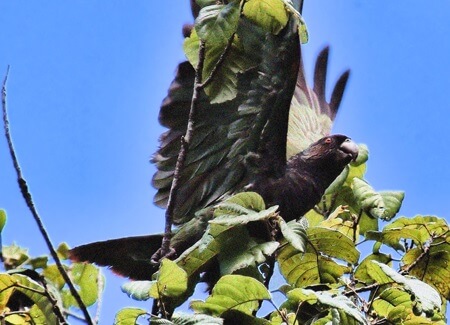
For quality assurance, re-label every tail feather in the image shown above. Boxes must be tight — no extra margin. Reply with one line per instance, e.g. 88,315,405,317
69,234,163,280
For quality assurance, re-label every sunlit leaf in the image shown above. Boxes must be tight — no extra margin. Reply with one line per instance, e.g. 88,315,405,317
66,263,102,307
219,239,279,275
190,275,270,316
354,253,392,286
369,261,442,316
0,209,6,233
9,274,60,324
287,288,368,324
379,191,404,221
352,178,385,218
114,307,148,325
307,227,359,264
171,312,224,325
402,238,450,299
277,243,351,288
195,3,240,45
279,219,308,252
372,288,412,318
122,280,153,301
243,0,289,35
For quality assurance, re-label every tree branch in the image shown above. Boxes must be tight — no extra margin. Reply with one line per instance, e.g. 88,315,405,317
1,67,93,325
157,40,206,260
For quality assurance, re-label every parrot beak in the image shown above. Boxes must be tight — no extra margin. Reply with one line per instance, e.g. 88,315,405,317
340,138,359,161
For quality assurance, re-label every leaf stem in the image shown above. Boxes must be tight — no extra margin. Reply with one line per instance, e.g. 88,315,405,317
1,67,93,325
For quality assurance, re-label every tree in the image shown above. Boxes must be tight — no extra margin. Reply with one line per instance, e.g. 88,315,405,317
0,1,448,324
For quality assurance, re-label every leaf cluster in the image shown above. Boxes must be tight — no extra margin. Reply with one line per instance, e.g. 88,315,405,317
0,230,104,324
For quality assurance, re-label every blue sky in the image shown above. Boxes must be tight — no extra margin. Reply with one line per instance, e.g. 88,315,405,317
1,1,449,323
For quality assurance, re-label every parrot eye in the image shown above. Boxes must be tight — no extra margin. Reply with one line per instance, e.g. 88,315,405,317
324,137,332,144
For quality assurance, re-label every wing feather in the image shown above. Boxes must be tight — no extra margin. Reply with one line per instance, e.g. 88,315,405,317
152,19,300,224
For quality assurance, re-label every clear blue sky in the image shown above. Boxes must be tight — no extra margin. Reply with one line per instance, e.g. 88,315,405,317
1,1,449,323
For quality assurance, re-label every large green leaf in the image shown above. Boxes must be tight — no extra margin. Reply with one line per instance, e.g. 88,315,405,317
367,216,449,250
287,288,368,325
307,227,359,264
122,259,188,301
114,307,148,325
277,242,351,288
219,240,279,275
279,219,308,252
64,263,102,307
354,253,392,286
372,288,413,318
195,3,240,45
278,226,358,287
379,191,404,221
0,274,60,325
183,29,255,104
368,261,442,317
402,238,450,299
352,178,385,218
242,0,289,35
190,275,270,316
170,312,224,325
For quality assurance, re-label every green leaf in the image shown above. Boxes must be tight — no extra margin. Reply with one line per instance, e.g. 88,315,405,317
287,288,368,324
43,264,65,290
123,259,188,301
279,219,308,252
217,192,266,212
352,178,385,218
2,244,29,269
66,263,102,307
369,261,442,316
211,206,278,225
307,227,359,264
183,29,255,104
219,240,279,274
56,242,70,260
0,209,6,233
171,312,224,325
243,0,289,35
379,191,404,221
190,275,270,316
114,307,148,325
375,215,448,248
278,227,358,288
354,253,392,285
28,256,48,269
195,3,240,45
372,288,413,319
6,274,60,325
122,280,153,301
402,238,450,299
277,242,351,288
319,205,356,239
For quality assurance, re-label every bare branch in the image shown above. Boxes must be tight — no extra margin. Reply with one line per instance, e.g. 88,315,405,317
1,67,94,325
157,40,206,260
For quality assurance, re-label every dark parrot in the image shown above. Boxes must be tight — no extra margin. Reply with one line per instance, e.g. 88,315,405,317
69,14,358,280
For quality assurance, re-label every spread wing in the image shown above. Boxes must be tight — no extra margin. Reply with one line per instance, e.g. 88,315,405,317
152,19,300,225
287,47,350,158
152,20,350,226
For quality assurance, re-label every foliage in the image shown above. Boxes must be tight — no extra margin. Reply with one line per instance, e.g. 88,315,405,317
0,0,448,324
0,229,104,324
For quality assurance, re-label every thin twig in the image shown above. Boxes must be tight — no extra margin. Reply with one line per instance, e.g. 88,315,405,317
1,67,93,325
158,40,206,259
